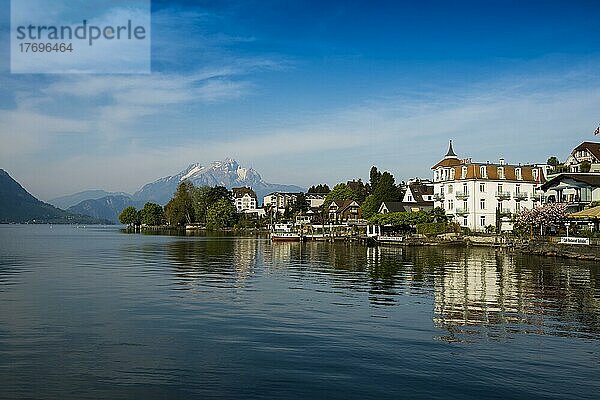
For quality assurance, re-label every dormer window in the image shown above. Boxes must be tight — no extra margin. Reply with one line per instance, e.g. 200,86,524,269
480,166,487,178
461,166,468,179
498,167,505,179
516,168,522,180
450,169,455,180
532,169,539,181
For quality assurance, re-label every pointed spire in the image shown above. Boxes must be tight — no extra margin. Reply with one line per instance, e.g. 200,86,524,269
445,140,457,158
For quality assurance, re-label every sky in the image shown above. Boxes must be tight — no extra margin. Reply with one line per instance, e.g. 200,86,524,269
1,0,600,200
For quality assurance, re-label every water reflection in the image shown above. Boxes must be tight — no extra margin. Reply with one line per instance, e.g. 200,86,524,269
162,238,600,340
165,238,264,289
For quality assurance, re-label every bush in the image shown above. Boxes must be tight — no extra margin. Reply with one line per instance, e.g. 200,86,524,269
416,222,448,236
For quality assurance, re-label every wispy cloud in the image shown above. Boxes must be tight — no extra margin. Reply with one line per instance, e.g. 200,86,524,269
12,68,600,200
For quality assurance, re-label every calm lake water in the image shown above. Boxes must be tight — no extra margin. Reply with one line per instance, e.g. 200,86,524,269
0,225,599,399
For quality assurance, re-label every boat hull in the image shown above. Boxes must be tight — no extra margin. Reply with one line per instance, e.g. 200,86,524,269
271,235,302,242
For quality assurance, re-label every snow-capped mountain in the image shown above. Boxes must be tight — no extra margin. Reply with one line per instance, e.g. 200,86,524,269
133,158,304,205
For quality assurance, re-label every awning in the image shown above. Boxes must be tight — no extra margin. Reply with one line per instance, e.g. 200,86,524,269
570,206,600,219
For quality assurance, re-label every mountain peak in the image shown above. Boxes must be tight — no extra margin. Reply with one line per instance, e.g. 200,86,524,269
133,159,303,205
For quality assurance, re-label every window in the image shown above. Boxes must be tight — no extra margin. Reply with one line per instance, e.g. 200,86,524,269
448,185,453,194
516,168,522,180
480,183,485,193
515,184,520,194
515,202,521,213
498,184,503,194
463,183,468,194
463,217,468,226
480,166,487,178
532,169,539,182
447,200,454,210
450,169,455,180
441,186,445,195
435,171,439,181
480,216,486,227
498,201,503,213
461,166,468,179
498,167,505,179
463,200,468,211
480,199,485,210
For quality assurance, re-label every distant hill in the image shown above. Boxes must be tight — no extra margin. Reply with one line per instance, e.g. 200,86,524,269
0,169,112,224
68,195,145,223
49,189,132,209
133,158,305,205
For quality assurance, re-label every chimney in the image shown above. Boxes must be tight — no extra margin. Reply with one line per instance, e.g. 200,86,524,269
499,158,505,165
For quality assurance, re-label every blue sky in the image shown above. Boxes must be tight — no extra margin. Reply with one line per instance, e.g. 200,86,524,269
1,0,600,199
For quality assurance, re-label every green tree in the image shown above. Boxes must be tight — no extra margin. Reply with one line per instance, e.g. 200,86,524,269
206,198,236,230
323,183,359,210
360,195,379,219
308,184,330,193
119,206,139,226
291,193,309,215
164,181,195,226
191,185,232,223
547,156,560,167
346,179,368,203
191,186,213,223
361,171,401,218
581,160,591,173
369,166,382,194
140,202,164,226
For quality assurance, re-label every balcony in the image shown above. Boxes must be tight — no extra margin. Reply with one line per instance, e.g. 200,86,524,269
433,193,445,201
513,192,528,201
455,208,469,216
495,191,511,200
455,191,469,200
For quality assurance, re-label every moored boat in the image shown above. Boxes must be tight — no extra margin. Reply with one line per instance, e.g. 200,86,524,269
270,223,302,242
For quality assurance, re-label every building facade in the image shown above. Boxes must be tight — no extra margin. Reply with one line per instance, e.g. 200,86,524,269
263,192,300,215
232,187,258,212
432,141,546,232
565,142,600,173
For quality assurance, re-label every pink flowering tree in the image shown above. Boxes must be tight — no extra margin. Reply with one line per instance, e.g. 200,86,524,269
515,203,568,236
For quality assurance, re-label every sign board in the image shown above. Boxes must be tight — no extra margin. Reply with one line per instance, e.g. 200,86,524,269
559,237,590,245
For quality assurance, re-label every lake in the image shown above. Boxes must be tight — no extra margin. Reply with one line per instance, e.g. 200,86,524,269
0,225,598,399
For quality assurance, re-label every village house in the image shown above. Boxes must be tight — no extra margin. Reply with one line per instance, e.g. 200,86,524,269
263,192,300,216
564,142,600,173
540,174,600,212
432,141,546,232
232,187,258,212
328,200,361,223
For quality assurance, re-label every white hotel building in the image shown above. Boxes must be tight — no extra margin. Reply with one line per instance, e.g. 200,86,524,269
432,141,547,232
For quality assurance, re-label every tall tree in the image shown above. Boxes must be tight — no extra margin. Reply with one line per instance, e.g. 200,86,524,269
369,166,382,194
206,198,236,230
192,185,232,223
140,202,164,226
119,206,139,226
361,171,401,218
165,181,195,226
291,193,309,215
346,179,368,203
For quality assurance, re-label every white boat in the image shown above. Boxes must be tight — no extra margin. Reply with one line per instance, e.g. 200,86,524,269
377,235,404,243
270,223,302,242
